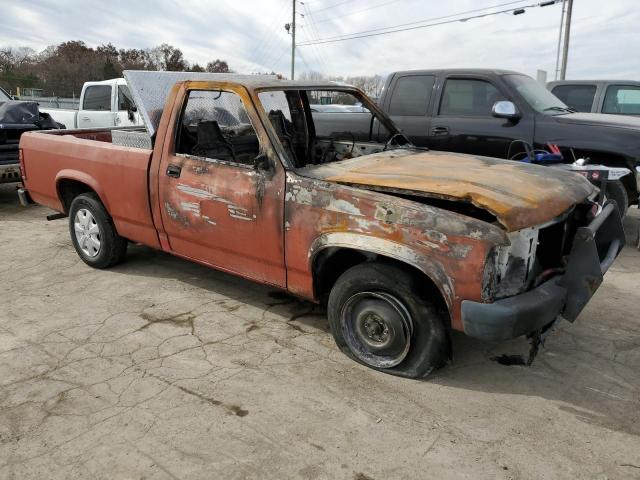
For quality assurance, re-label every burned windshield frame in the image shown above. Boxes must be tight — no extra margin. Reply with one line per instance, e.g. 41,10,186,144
254,87,412,169
504,74,572,115
255,86,402,139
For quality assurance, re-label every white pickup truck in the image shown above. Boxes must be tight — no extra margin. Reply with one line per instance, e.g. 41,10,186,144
41,78,143,129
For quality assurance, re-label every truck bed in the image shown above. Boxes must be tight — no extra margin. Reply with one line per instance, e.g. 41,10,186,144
20,128,160,248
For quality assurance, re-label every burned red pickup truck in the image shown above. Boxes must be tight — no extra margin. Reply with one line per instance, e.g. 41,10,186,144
17,71,624,378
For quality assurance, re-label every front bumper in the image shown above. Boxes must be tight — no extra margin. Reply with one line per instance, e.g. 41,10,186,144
461,201,625,341
0,163,21,184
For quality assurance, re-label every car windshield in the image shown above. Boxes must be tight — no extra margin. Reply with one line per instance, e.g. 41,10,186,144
504,74,573,115
0,88,11,101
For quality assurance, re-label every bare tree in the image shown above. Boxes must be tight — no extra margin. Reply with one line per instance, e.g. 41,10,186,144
206,59,230,73
149,44,188,71
299,70,326,82
0,41,233,96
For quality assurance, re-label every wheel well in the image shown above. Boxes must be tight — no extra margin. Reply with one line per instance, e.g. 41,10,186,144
312,247,449,317
57,179,97,214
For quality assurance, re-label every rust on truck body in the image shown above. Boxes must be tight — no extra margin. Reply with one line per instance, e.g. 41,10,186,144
297,149,595,232
19,76,599,336
282,172,510,331
151,81,287,286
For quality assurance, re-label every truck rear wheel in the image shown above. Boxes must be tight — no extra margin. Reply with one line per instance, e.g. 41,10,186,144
68,193,127,268
327,262,449,378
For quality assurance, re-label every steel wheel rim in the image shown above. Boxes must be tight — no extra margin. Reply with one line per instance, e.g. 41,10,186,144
74,209,101,258
340,291,414,368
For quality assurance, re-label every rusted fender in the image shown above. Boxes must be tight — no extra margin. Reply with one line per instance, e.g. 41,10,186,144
283,172,508,331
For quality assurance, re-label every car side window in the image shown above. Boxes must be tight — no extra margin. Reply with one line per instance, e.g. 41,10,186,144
83,85,112,111
117,85,135,111
439,79,504,117
388,75,435,116
176,90,260,167
602,85,640,115
551,85,596,112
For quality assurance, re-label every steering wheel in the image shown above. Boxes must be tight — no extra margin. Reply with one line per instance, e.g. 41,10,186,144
383,133,410,151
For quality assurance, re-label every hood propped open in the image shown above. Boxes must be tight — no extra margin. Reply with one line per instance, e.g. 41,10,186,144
297,149,596,232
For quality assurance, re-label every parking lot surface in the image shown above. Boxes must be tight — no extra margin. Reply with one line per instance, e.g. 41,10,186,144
1,183,639,480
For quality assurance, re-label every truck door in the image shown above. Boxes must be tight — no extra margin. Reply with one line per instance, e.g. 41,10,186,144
429,76,530,158
384,74,435,147
78,84,116,128
157,87,286,286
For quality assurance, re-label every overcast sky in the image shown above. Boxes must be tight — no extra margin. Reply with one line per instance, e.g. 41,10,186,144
1,0,638,80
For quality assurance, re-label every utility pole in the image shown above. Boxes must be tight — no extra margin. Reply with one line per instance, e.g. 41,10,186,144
559,0,573,80
554,0,566,80
291,0,296,80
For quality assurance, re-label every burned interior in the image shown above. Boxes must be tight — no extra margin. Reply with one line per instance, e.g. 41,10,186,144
176,90,260,166
257,88,409,168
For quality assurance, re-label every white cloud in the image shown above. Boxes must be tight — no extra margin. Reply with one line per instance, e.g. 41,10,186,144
1,0,638,79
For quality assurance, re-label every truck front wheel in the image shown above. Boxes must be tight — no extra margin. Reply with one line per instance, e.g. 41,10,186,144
327,262,449,378
605,180,629,217
68,193,127,268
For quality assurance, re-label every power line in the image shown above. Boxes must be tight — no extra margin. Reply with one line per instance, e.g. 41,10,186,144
298,0,557,46
311,0,407,24
300,0,531,43
307,0,354,13
301,2,332,73
252,0,295,69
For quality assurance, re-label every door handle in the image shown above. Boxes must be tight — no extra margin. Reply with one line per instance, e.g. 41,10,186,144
166,164,182,178
431,126,449,136
81,116,90,121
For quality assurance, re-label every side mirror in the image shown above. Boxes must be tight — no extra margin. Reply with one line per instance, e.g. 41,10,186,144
254,153,270,172
13,95,19,100
492,101,520,120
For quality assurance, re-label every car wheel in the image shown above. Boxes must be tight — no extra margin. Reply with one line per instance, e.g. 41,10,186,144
68,193,127,268
327,262,449,378
605,180,629,217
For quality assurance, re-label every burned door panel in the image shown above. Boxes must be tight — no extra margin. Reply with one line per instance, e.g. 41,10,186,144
158,87,286,286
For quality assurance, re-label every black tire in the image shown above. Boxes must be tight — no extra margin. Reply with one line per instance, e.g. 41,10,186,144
68,193,127,268
327,262,449,379
605,180,629,217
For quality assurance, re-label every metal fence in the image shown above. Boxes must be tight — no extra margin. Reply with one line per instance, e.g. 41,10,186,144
15,96,80,110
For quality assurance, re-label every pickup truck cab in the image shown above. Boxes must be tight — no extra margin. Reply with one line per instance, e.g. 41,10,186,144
314,69,640,214
17,71,624,378
41,78,142,129
548,80,640,115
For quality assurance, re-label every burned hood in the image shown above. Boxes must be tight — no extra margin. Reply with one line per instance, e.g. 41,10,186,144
298,149,596,232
